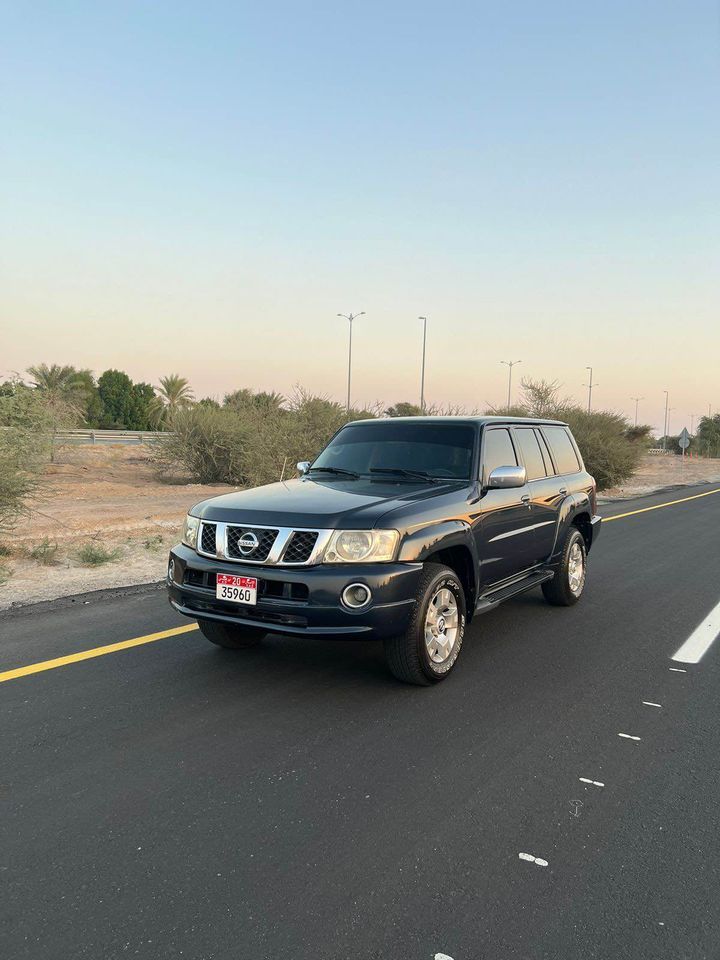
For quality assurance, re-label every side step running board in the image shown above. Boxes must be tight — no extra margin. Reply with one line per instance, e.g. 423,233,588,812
475,569,554,614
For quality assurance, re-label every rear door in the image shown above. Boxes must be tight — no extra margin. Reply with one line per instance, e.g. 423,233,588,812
511,426,559,561
476,426,537,586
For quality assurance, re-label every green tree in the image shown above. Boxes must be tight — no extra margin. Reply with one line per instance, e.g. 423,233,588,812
224,388,285,414
26,363,85,458
96,369,137,428
150,374,194,426
130,382,156,430
385,402,423,417
696,415,720,458
0,382,55,538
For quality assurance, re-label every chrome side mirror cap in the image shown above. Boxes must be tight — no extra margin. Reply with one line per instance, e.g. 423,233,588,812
297,461,311,476
487,464,527,489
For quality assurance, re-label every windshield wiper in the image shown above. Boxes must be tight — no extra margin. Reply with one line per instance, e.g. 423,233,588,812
307,466,360,479
369,467,440,483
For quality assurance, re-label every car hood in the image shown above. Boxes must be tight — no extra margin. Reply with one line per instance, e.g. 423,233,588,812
191,476,465,529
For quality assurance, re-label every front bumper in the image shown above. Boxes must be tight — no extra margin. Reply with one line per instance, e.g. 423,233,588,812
590,514,602,546
166,544,423,640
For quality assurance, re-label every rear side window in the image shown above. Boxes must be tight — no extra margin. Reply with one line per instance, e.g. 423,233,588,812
543,426,581,474
481,428,517,485
514,428,547,480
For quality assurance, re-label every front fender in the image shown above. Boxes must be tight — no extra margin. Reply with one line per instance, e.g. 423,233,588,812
397,519,475,563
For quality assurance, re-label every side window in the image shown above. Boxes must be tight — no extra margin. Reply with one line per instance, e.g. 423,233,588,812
481,428,517,485
536,429,556,476
514,428,547,481
543,426,581,474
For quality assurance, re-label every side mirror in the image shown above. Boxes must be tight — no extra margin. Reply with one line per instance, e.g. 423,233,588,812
297,461,310,476
487,465,527,489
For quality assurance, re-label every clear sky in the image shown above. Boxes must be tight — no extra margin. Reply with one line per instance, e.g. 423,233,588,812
1,1,718,432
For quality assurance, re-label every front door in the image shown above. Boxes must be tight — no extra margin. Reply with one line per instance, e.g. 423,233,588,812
475,426,537,587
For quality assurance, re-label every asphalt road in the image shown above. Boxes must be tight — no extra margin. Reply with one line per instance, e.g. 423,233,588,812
2,484,720,960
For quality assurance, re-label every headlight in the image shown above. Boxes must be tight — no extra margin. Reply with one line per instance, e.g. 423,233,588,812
182,514,200,549
323,529,399,563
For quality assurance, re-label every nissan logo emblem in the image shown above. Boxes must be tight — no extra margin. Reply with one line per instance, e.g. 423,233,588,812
237,532,259,555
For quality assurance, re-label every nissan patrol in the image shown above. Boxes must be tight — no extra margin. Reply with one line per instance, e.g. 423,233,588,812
167,417,601,685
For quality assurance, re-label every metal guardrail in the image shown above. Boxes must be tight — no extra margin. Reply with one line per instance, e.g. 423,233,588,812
53,429,170,444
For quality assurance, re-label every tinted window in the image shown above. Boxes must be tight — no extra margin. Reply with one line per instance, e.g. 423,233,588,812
481,429,517,484
514,428,547,480
312,422,475,480
543,426,581,474
536,430,556,476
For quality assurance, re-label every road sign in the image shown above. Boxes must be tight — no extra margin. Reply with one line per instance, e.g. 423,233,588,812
678,427,690,450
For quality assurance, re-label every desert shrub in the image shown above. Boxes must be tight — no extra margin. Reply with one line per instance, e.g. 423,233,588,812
487,379,644,490
0,384,55,536
29,537,60,565
142,534,164,550
154,405,253,483
74,542,122,566
154,386,378,486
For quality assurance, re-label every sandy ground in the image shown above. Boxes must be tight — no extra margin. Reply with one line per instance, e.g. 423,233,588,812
1,446,719,611
0,444,236,611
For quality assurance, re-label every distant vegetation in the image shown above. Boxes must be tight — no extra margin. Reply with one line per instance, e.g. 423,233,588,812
2,363,717,560
485,379,655,490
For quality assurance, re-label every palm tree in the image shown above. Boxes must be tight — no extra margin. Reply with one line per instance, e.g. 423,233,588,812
26,364,88,460
150,374,194,427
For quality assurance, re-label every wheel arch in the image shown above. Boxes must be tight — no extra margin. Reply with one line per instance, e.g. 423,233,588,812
398,521,479,617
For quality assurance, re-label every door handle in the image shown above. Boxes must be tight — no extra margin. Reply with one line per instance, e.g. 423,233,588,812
521,494,530,504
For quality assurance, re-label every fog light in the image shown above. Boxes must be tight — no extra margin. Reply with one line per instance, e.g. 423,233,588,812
168,558,175,582
342,583,372,609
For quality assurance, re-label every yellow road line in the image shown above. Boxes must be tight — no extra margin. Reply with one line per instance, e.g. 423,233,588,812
602,486,720,522
0,623,199,684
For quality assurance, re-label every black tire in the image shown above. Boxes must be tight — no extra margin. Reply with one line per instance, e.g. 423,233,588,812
383,563,467,686
198,619,266,649
541,526,587,607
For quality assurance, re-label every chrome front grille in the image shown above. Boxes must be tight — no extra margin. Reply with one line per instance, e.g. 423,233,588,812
227,526,278,561
197,521,331,566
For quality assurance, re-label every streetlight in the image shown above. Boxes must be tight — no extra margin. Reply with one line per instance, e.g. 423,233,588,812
418,317,428,412
584,367,597,413
337,312,365,411
662,391,669,450
500,360,521,410
630,396,644,427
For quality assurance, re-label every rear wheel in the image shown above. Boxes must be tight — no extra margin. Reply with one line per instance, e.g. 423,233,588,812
198,620,265,649
542,527,587,606
383,563,467,686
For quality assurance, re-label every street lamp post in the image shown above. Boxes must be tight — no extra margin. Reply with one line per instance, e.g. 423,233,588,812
418,316,428,412
500,360,521,410
585,367,596,413
337,312,365,411
630,396,644,427
662,391,669,450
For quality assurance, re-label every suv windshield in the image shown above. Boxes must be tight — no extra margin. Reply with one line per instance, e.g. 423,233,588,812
311,422,475,480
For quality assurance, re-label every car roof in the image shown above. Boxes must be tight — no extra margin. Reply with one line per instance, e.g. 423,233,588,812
345,415,569,427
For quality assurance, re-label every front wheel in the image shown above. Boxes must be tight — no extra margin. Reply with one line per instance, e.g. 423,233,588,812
383,563,467,686
198,620,266,649
542,527,587,606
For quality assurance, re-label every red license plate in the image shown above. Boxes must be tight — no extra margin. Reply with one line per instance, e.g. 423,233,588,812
216,574,258,605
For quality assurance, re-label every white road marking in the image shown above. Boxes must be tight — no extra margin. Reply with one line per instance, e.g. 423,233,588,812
579,777,605,787
642,701,662,708
618,733,641,741
671,597,720,664
669,667,687,673
435,954,455,960
519,852,548,867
